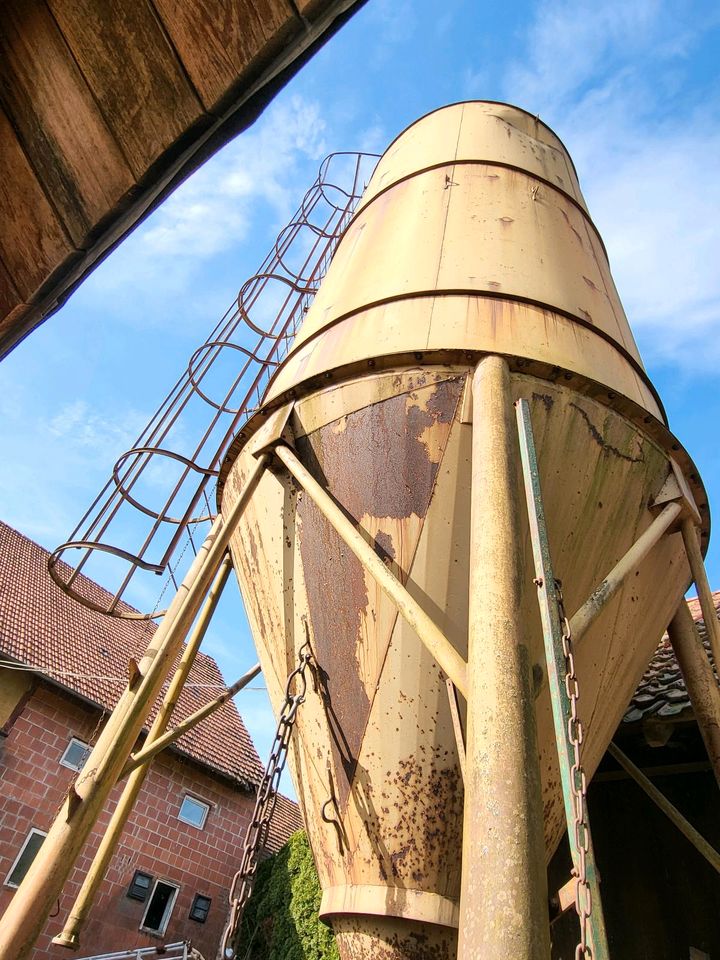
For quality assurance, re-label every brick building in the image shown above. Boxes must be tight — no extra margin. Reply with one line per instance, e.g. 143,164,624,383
0,521,301,960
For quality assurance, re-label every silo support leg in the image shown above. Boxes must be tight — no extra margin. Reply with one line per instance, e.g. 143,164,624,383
0,454,268,960
681,518,720,670
52,554,235,950
457,356,550,960
667,601,720,790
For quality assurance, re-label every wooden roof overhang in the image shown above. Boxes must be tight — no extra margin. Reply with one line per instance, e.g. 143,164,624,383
0,0,365,358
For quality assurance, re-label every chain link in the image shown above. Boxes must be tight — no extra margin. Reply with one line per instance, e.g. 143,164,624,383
220,642,313,958
555,580,593,960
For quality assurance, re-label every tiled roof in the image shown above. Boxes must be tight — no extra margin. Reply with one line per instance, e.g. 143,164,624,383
265,793,305,855
623,593,720,724
0,520,263,789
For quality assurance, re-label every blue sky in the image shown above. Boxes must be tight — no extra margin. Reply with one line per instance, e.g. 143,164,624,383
1,0,719,773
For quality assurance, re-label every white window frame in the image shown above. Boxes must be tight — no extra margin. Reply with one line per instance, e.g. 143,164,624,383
177,794,210,829
60,736,90,771
139,878,180,936
4,828,47,888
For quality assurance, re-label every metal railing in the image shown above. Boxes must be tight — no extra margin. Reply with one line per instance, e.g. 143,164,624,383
49,152,378,618
76,942,190,960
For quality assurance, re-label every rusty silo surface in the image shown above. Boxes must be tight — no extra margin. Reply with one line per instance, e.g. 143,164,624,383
218,102,708,958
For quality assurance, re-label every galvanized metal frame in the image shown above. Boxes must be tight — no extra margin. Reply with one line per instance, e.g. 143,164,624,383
515,397,609,959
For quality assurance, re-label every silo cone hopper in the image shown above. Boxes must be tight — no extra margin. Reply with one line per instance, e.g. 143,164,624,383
218,102,710,959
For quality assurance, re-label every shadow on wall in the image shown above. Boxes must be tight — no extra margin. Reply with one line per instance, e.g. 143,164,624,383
235,831,338,960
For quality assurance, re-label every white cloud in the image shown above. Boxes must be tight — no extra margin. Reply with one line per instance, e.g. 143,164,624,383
140,95,328,261
47,400,148,461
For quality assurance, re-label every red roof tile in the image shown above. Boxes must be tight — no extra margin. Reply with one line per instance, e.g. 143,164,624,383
0,520,263,789
264,793,305,855
623,592,720,724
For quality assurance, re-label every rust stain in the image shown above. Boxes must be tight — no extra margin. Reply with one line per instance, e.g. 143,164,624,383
570,403,645,463
374,530,396,565
532,392,554,412
560,207,584,246
334,916,455,960
297,378,463,521
297,493,370,806
294,377,463,811
358,749,464,893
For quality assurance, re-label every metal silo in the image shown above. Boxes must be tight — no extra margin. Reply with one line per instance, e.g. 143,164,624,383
5,102,716,960
218,102,709,959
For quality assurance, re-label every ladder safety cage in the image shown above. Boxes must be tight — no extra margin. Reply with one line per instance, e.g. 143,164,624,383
49,152,380,619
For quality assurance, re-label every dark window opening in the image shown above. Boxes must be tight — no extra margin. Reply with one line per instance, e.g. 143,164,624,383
127,870,153,902
141,880,178,934
5,829,46,887
189,893,211,923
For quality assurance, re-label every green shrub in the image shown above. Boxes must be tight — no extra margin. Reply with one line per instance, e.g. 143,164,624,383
234,830,339,960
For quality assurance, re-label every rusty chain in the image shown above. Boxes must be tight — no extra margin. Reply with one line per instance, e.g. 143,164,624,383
555,580,593,960
220,641,313,959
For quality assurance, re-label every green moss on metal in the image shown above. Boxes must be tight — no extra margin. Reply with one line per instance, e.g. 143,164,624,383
234,830,339,960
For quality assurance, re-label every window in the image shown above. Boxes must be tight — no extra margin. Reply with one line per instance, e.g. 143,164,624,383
127,870,153,902
189,893,211,923
177,795,209,829
140,880,179,935
60,737,90,772
5,829,46,888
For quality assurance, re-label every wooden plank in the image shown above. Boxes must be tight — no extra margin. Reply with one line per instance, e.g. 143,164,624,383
0,105,71,301
0,0,134,245
47,0,203,177
0,260,23,325
152,0,298,110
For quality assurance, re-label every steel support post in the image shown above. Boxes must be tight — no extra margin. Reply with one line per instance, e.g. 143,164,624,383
457,357,550,960
273,443,468,696
569,500,683,644
681,517,720,670
667,600,720,790
0,454,267,960
53,554,234,950
516,397,609,960
122,663,262,776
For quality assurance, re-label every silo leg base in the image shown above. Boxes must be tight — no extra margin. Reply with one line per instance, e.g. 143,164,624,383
332,916,457,960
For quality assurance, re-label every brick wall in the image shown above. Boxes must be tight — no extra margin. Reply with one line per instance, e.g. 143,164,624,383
0,682,256,960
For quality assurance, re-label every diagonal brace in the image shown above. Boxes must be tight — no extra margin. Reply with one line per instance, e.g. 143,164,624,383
569,500,683,645
273,442,468,697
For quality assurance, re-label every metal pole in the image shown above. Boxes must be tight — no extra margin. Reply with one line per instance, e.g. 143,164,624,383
516,397,609,959
681,517,720,670
122,662,261,776
607,742,720,874
53,555,234,950
273,443,468,696
457,357,550,960
569,500,682,644
667,600,720,791
0,453,267,960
